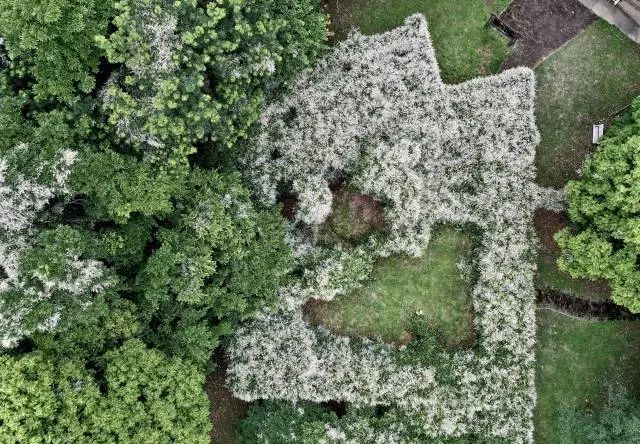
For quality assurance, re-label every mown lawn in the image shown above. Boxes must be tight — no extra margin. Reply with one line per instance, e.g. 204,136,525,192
534,310,640,443
307,225,477,346
535,20,640,189
322,0,511,83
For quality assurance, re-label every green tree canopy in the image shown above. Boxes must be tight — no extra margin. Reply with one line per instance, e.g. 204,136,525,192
0,340,210,443
557,97,640,312
0,0,114,103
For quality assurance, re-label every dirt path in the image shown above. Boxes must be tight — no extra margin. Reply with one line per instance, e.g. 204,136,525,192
500,0,597,68
537,287,640,321
206,351,250,444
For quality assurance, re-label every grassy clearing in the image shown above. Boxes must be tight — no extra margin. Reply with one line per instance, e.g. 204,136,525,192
322,0,511,83
307,225,476,346
534,310,640,442
535,20,640,189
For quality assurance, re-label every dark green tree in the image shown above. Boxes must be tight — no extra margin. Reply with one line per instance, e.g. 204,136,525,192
136,169,291,365
0,0,114,103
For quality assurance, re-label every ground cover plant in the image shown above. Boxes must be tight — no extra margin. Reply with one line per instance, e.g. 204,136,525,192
322,0,511,83
307,225,477,346
534,310,640,442
228,15,552,442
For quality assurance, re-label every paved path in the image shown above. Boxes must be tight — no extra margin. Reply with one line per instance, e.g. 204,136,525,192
577,0,640,43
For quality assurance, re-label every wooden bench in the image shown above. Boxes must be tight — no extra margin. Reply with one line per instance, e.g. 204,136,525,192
592,123,605,145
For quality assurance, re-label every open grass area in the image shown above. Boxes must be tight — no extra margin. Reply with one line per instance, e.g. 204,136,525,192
322,0,511,83
534,310,640,442
535,20,640,189
307,226,476,346
533,20,640,299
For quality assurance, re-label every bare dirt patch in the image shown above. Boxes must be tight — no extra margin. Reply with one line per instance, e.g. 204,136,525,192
206,351,250,444
500,0,597,68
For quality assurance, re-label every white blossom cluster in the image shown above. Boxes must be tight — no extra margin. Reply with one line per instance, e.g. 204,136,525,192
231,15,549,442
0,148,110,348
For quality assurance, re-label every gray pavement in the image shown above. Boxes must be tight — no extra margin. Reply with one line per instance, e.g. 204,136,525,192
577,0,640,42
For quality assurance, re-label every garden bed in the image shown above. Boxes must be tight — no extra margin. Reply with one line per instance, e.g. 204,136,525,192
500,0,596,68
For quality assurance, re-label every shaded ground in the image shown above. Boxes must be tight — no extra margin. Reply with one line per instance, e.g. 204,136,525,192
534,209,610,300
206,352,250,444
537,288,640,321
317,185,386,246
535,19,640,188
534,310,640,442
500,0,596,69
306,225,477,348
321,0,511,83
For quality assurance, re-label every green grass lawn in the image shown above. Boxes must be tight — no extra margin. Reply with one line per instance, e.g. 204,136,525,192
535,20,640,189
307,225,476,346
322,0,511,83
534,310,640,442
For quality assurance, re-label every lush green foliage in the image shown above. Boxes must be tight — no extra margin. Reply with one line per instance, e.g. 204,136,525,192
237,401,336,443
558,389,640,443
99,0,327,161
0,0,114,103
556,97,640,312
0,0,327,441
0,340,210,443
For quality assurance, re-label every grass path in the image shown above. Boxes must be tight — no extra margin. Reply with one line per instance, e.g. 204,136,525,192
322,0,511,83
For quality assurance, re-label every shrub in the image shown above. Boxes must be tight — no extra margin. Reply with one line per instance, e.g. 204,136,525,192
556,97,640,312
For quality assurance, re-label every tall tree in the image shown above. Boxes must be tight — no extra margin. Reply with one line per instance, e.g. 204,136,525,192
557,97,640,312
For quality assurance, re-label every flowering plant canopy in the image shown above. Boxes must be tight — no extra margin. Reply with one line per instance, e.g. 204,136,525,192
231,14,549,443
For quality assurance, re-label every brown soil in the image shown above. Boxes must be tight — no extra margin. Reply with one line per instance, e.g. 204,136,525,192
322,184,386,239
537,288,640,321
500,0,597,68
206,351,250,444
534,209,610,299
534,208,567,256
279,183,386,246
